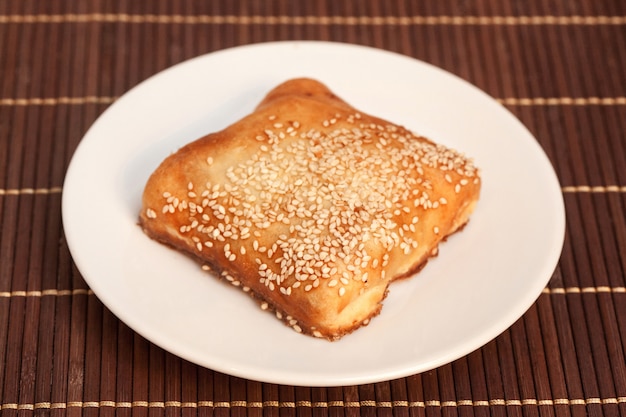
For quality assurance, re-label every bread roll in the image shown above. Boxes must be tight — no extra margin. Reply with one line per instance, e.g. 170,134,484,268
139,78,480,340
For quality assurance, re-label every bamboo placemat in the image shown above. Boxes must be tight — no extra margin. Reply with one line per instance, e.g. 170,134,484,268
1,0,625,415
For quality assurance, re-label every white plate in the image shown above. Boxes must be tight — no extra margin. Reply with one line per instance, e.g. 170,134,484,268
62,41,565,387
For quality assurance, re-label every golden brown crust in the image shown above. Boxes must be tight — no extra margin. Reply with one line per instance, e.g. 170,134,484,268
139,78,481,340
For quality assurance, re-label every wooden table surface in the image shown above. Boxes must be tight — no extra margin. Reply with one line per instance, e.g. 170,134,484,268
1,1,625,416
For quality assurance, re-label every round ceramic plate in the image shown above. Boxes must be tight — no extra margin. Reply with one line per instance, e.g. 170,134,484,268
62,41,565,387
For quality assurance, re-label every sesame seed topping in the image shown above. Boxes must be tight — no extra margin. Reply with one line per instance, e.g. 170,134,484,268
154,107,478,306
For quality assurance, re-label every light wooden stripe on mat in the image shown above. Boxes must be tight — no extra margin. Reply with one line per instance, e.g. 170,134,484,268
1,397,625,410
2,287,624,298
2,186,625,196
0,14,625,25
0,187,62,195
2,96,625,107
0,289,93,298
543,287,626,294
561,185,626,193
0,96,116,106
497,97,626,105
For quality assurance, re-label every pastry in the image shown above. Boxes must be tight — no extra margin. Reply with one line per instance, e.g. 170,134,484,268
139,78,481,340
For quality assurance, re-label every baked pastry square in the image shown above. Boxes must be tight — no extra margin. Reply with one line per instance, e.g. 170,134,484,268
139,78,480,340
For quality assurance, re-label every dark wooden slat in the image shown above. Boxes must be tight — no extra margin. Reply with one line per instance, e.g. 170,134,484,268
146,342,165,417
278,383,296,417
480,340,508,417
9,3,51,408
325,386,344,417
82,294,103,417
405,374,425,417
180,360,198,417
165,352,183,417
373,381,393,417
389,377,411,417
449,359,478,417
227,376,247,417
99,307,118,417
196,366,214,417
420,371,443,417
295,385,313,417
262,382,280,417
465,351,492,417
510,317,543,417
116,323,134,417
